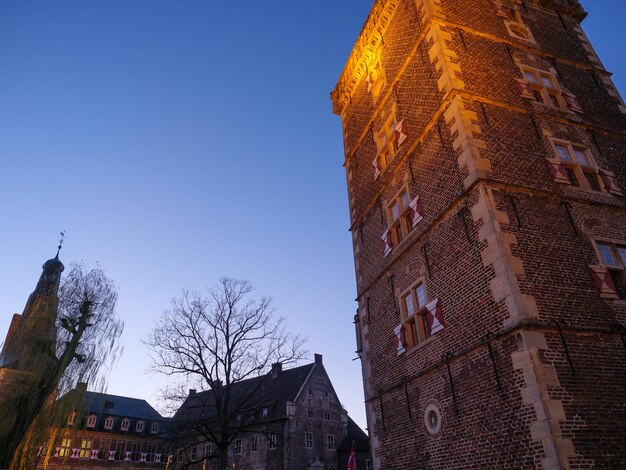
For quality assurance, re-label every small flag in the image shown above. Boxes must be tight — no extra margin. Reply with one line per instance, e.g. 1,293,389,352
347,442,356,470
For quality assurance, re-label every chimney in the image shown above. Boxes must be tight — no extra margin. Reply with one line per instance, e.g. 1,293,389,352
189,389,196,397
271,362,282,378
314,353,323,365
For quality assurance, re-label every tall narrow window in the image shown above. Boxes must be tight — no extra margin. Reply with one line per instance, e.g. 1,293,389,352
59,438,72,457
86,414,97,428
305,432,313,448
400,281,431,349
79,438,93,458
595,241,626,299
382,188,424,256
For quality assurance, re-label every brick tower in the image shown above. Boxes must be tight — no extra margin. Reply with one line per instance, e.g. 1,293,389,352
331,1,625,468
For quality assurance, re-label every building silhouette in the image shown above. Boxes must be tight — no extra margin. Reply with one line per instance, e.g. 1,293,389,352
173,354,369,470
332,1,625,468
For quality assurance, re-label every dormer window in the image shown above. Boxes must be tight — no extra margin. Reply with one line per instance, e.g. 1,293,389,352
150,422,159,434
104,416,114,430
262,408,268,417
120,418,130,431
86,414,97,428
136,420,145,432
67,411,76,426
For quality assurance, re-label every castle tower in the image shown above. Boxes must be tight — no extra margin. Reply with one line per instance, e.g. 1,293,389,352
0,252,64,463
1,252,64,373
332,1,625,468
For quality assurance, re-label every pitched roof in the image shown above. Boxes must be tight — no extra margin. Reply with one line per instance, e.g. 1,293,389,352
80,391,163,421
175,363,315,424
338,417,369,452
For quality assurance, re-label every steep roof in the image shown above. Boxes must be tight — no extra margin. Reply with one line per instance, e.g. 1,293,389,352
175,362,316,424
338,417,369,452
80,391,163,421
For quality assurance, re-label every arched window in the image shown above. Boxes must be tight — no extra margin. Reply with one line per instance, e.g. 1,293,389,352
120,418,130,431
135,420,145,432
104,416,114,430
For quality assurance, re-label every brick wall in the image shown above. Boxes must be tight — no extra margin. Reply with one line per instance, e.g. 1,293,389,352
333,0,626,468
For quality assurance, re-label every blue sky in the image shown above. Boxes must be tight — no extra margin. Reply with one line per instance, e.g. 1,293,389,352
0,1,624,430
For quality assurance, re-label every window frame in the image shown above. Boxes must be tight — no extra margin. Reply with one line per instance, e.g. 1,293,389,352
79,437,93,458
135,420,144,433
251,436,258,452
549,140,602,191
521,67,565,108
386,186,415,246
268,433,278,450
327,434,335,451
59,437,72,457
150,422,159,434
120,418,130,431
86,414,97,428
104,416,114,430
233,439,242,455
304,432,313,449
594,240,626,299
399,280,432,350
204,443,213,457
376,111,398,171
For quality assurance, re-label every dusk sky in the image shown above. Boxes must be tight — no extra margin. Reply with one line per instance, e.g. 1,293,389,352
1,1,624,430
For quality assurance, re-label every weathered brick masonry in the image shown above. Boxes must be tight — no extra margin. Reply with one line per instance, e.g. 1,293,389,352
332,0,626,468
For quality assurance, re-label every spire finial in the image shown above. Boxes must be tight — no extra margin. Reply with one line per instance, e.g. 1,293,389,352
56,231,66,258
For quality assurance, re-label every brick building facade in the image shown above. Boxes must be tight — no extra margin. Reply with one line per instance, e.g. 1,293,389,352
173,354,368,470
332,1,625,468
37,383,169,469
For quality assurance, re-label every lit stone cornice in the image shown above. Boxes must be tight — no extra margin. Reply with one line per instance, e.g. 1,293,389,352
331,0,400,115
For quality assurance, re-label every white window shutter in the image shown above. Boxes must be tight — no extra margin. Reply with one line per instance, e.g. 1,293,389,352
562,91,583,113
381,229,393,256
425,299,444,335
599,169,623,196
394,324,406,356
408,196,424,227
372,155,381,180
589,265,618,298
395,118,408,147
515,79,534,99
545,158,570,184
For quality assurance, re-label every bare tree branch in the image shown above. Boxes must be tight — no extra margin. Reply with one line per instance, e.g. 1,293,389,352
144,277,307,470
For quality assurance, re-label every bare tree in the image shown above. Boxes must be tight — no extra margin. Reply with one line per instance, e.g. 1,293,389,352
145,277,306,470
2,262,124,469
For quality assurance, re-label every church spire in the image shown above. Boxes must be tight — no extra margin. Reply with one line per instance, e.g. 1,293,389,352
0,243,65,371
